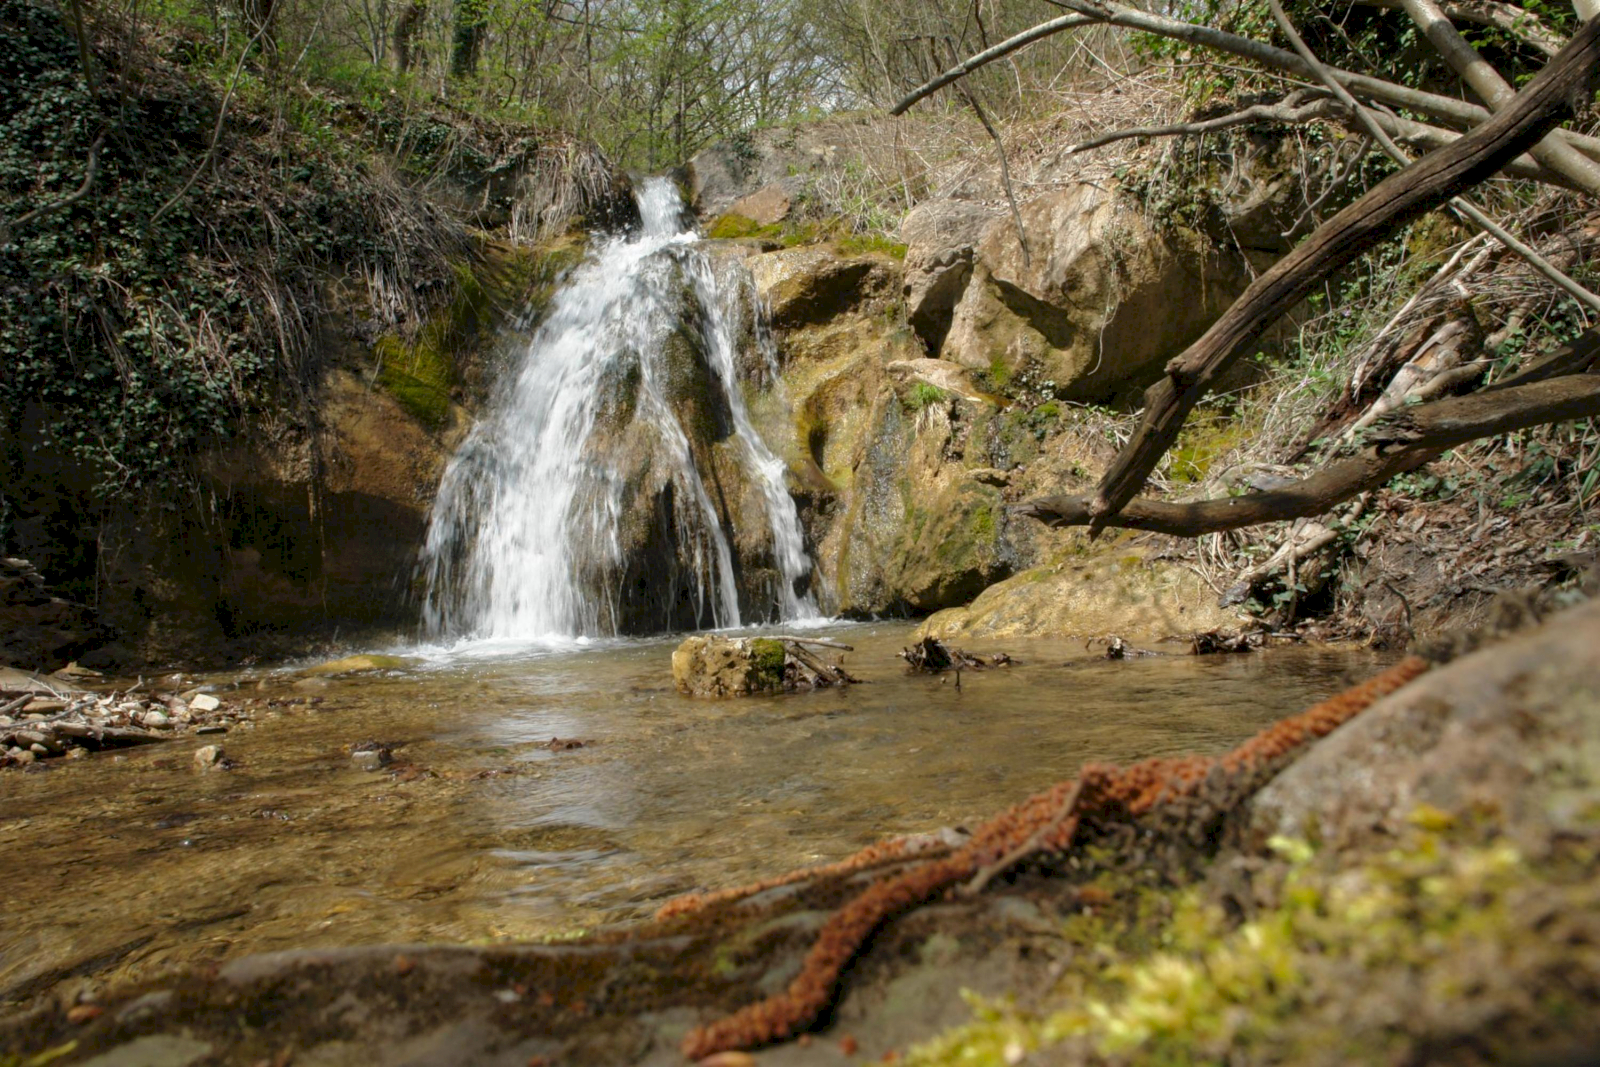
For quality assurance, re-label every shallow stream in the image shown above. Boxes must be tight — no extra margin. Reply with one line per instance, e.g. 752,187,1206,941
0,625,1387,1008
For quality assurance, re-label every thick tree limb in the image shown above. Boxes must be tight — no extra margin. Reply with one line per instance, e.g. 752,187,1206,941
1356,0,1568,56
891,0,1600,161
1083,17,1600,532
1018,372,1600,535
1399,0,1600,196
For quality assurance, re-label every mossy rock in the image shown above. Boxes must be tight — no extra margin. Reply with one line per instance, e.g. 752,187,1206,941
671,635,789,698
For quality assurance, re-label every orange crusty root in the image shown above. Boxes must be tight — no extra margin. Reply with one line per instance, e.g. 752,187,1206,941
682,655,1430,1061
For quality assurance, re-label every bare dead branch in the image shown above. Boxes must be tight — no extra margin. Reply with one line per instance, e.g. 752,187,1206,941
889,14,1096,115
891,0,1600,162
1080,17,1600,533
1356,0,1567,57
940,37,1031,265
1399,0,1600,196
1066,89,1331,153
1018,371,1600,535
1268,0,1600,315
1064,90,1571,188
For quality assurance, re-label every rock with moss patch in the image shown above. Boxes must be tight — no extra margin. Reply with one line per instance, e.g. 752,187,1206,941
671,636,790,698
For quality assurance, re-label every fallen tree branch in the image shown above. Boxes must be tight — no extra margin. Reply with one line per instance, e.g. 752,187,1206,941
1018,372,1600,535
890,0,1600,161
1066,93,1570,188
1399,0,1600,197
1356,0,1568,56
1066,89,1331,153
1267,0,1600,316
1081,16,1600,532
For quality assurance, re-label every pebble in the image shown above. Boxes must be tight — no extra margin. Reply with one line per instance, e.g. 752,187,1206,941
196,725,227,735
190,693,222,712
193,745,226,770
141,710,171,729
13,750,34,765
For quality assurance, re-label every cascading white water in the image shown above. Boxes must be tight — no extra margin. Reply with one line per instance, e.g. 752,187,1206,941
419,178,816,642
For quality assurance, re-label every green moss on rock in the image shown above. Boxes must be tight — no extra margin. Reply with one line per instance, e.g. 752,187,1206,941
749,638,787,688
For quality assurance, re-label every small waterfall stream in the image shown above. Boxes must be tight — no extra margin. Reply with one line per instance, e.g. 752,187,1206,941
420,178,816,642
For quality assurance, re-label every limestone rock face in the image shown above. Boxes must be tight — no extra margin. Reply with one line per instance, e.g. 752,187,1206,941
672,635,787,697
941,184,1250,402
1249,595,1600,855
747,248,896,330
916,552,1237,641
899,200,1000,354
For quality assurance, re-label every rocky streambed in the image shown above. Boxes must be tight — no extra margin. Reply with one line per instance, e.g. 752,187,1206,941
0,667,257,770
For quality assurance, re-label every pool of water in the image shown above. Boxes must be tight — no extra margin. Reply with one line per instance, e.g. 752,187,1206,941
0,623,1387,1007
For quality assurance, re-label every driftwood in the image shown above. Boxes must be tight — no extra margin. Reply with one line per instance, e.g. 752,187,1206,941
899,636,1015,672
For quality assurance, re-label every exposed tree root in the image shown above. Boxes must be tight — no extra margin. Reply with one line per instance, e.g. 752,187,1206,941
680,655,1431,1060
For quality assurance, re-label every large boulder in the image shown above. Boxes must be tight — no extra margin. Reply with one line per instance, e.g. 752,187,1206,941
1249,595,1600,855
917,550,1237,641
899,199,1000,354
747,247,896,330
940,184,1250,402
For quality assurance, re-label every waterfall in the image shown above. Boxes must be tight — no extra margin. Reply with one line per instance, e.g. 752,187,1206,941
419,178,817,642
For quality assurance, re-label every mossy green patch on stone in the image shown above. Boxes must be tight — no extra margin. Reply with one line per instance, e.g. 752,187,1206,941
707,213,764,240
905,828,1591,1067
749,638,787,689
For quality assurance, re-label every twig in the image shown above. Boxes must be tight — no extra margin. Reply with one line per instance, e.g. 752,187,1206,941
1067,90,1331,154
942,37,1031,266
765,636,854,650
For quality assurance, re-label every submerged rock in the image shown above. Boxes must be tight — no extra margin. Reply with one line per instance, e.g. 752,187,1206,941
299,654,413,677
672,635,856,697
